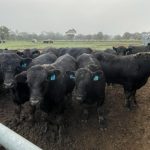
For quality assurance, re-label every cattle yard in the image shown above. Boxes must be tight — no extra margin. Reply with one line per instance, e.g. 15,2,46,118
0,40,142,50
0,40,150,150
0,81,150,150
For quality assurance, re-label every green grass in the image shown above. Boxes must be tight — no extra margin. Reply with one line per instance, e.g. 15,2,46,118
0,40,142,50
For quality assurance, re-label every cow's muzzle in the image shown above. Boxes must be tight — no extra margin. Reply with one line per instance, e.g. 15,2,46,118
76,95,84,103
4,81,15,89
30,97,42,106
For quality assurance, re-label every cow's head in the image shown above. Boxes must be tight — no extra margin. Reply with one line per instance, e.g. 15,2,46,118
27,65,61,106
1,54,32,89
113,46,127,56
67,66,103,102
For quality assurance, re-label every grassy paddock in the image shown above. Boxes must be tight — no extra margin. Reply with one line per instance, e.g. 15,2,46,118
0,40,142,50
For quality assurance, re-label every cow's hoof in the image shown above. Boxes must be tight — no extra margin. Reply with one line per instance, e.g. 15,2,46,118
125,107,132,111
132,101,138,108
124,102,132,111
99,118,107,130
81,119,88,123
20,114,26,121
125,104,137,111
81,112,88,123
81,114,88,123
124,103,130,108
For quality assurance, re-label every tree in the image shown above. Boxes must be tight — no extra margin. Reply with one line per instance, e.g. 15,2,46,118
113,35,122,40
96,32,103,40
132,32,142,40
122,32,131,40
103,34,111,40
0,26,9,40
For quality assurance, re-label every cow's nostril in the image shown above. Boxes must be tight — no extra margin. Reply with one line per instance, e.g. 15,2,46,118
76,96,83,101
4,82,15,89
30,99,39,106
30,97,42,106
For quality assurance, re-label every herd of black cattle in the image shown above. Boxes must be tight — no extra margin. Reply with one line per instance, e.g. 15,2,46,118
1,45,150,137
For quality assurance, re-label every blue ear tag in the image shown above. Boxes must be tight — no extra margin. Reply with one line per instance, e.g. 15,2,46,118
70,74,75,80
93,75,99,81
50,74,56,81
21,63,27,68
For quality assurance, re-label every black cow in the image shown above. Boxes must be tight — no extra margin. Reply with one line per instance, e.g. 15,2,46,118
94,52,150,110
103,48,117,55
0,48,8,53
0,53,32,89
0,40,5,43
30,52,57,66
42,48,58,56
12,54,76,124
10,53,57,122
14,54,76,137
42,47,93,58
69,53,106,128
113,46,127,55
10,71,30,123
27,54,76,109
0,49,20,54
92,49,116,56
126,45,150,55
43,40,53,44
17,48,40,58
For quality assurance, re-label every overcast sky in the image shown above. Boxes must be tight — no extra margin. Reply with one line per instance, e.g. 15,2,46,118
0,0,150,35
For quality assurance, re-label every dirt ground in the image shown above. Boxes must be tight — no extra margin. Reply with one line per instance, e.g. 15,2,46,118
0,79,150,150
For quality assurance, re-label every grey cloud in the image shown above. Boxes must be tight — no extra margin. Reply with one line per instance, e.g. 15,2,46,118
0,0,150,35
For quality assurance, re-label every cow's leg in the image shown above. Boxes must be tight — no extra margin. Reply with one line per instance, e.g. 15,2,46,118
131,90,137,107
14,105,22,124
124,88,137,110
56,115,64,145
9,89,21,120
81,104,89,123
124,89,135,110
124,90,131,109
97,98,106,129
65,93,72,109
40,112,50,133
28,104,36,123
52,101,66,144
6,105,22,127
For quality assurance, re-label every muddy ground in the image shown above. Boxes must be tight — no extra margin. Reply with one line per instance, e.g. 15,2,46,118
0,79,150,150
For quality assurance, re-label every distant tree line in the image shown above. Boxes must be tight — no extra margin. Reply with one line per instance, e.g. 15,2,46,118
0,25,147,41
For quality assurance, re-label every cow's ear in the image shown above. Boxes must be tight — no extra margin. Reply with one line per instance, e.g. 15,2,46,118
15,71,27,83
32,50,40,58
91,70,103,81
126,48,132,55
32,50,40,55
88,64,100,72
20,58,32,68
47,69,61,81
16,51,24,57
66,71,76,80
113,47,117,51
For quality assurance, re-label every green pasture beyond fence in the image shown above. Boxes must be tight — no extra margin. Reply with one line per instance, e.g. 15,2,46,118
0,40,142,50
